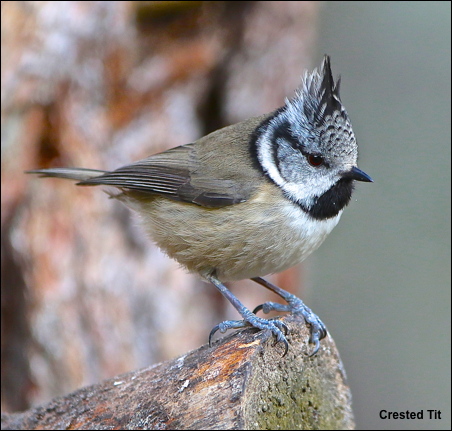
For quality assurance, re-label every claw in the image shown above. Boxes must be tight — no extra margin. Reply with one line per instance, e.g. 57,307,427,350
282,339,289,357
252,304,264,314
273,319,289,335
305,317,327,356
253,301,289,315
209,319,249,347
308,332,322,357
308,339,321,357
271,328,289,356
209,325,220,347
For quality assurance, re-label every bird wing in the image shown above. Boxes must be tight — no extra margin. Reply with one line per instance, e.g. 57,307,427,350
79,114,270,208
78,142,255,208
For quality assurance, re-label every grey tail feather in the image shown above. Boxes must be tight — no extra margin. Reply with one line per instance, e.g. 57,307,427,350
26,168,108,182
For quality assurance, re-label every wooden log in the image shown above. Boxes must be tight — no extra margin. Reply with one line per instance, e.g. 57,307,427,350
1,314,354,430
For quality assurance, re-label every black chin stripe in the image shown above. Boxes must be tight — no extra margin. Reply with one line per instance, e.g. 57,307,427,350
295,179,355,220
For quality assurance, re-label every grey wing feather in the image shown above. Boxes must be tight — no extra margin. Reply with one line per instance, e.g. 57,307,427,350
79,145,191,195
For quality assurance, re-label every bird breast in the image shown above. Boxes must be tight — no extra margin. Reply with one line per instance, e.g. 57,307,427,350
124,182,341,282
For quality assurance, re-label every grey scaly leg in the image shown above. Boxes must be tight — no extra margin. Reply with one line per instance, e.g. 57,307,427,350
206,273,289,356
251,277,327,356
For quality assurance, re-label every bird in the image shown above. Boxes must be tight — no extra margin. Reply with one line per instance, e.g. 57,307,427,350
27,55,372,356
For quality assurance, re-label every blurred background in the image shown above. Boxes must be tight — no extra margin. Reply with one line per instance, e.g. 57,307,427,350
1,1,450,429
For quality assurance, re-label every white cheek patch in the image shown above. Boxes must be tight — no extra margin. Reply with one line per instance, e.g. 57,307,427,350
257,126,286,187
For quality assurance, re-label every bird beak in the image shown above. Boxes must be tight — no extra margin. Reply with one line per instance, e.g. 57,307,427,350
343,166,373,182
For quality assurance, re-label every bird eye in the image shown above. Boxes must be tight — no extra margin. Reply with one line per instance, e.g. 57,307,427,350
307,154,324,167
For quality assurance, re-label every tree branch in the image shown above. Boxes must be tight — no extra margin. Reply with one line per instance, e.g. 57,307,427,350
2,314,354,430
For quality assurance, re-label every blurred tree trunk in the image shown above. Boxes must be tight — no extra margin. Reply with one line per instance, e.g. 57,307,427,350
1,1,320,412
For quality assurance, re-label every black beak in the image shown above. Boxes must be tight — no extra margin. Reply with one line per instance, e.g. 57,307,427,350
343,166,373,182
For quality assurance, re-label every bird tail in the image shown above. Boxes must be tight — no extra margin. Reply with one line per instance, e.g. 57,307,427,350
26,168,108,183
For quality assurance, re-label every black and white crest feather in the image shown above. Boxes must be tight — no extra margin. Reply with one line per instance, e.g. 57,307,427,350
282,55,356,159
296,55,345,125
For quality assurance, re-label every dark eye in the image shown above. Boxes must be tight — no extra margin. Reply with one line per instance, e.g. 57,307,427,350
307,154,324,167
